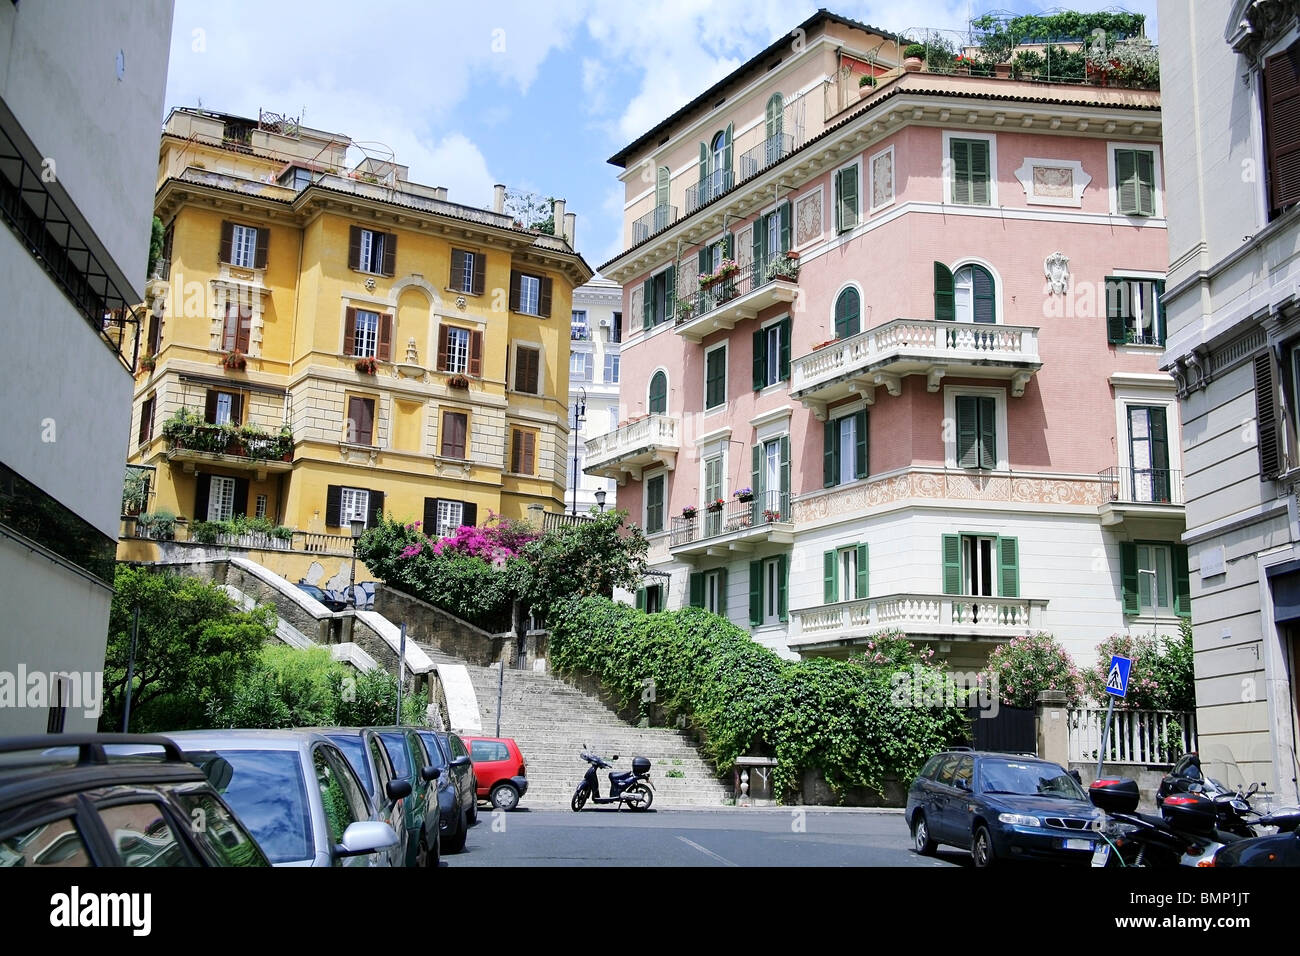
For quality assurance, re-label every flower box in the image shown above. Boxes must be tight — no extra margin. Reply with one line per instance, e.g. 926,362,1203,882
139,354,156,373
222,350,247,371
680,507,698,519
763,509,781,523
733,488,754,503
355,356,379,375
706,499,725,513
447,373,470,389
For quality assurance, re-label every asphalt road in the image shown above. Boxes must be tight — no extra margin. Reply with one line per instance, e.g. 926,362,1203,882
446,807,969,867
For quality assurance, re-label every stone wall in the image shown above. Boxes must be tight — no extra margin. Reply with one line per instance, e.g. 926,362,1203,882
373,584,509,665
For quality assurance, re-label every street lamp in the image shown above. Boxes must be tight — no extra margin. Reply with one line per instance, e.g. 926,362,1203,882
571,387,587,516
349,517,365,607
594,489,606,513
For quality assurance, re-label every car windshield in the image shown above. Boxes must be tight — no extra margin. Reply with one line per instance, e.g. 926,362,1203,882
979,759,1085,800
326,735,371,797
378,734,410,778
190,749,312,864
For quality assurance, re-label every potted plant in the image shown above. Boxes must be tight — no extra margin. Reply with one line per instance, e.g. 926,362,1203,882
859,74,876,89
355,356,378,375
278,424,294,461
706,498,725,514
681,505,698,519
763,509,781,523
222,350,246,371
765,255,800,282
675,295,697,320
903,43,926,71
733,487,754,503
139,353,156,373
447,373,470,389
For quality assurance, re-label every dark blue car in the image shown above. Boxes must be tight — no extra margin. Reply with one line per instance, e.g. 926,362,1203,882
905,749,1103,867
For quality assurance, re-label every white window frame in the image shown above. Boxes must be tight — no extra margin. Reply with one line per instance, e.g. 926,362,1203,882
869,145,895,214
230,224,258,269
571,310,588,339
340,487,370,527
838,546,857,603
704,569,724,615
255,494,267,519
763,556,781,625
446,327,470,374
962,534,999,597
947,257,1004,326
461,251,477,294
703,342,728,414
358,228,386,274
1108,269,1166,347
518,274,541,316
941,130,999,208
943,385,1009,471
1106,142,1163,219
208,476,236,521
435,500,464,538
837,414,857,486
647,368,670,415
214,393,234,426
1248,25,1300,225
352,308,380,357
759,317,784,389
1108,376,1180,476
833,158,861,232
832,282,864,339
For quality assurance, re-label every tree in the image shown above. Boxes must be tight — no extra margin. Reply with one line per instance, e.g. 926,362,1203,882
517,510,648,619
504,188,554,234
147,215,165,279
101,566,273,732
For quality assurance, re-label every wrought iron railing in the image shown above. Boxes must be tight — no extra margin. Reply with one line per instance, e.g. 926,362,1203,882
670,491,790,548
1099,467,1183,506
632,203,678,244
685,168,734,214
738,133,795,181
675,253,798,327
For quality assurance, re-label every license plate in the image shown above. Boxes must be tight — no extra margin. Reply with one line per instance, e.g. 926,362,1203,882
1090,843,1111,867
1064,838,1093,851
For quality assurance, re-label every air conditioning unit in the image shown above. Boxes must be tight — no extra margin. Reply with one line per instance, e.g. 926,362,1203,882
598,318,611,328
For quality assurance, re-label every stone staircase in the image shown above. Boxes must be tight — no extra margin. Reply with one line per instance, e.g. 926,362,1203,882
418,644,731,808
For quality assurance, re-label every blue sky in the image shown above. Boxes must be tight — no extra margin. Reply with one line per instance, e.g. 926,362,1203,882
164,0,1159,272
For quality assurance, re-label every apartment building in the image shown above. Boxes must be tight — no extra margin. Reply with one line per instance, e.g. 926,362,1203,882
567,276,622,515
589,10,1179,671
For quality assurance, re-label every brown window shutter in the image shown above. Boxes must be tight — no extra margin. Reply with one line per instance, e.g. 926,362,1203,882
205,390,218,424
538,277,553,318
230,394,243,425
138,397,153,445
437,325,450,371
382,232,397,276
1266,42,1300,215
254,227,269,269
219,220,233,264
469,330,482,377
235,312,251,353
344,307,357,355
348,396,374,446
194,474,212,521
509,271,522,312
1255,352,1283,478
222,305,237,351
511,428,522,472
234,477,250,517
349,226,362,271
523,430,536,474
377,314,393,361
473,252,486,296
450,249,466,290
325,484,342,526
423,497,438,530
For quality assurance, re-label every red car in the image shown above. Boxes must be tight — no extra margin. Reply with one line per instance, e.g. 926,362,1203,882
462,737,528,811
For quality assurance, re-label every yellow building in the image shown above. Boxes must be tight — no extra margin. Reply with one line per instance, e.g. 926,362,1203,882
124,108,591,567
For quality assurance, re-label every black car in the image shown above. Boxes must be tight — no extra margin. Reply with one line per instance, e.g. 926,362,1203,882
295,583,347,612
906,749,1103,867
0,734,271,867
417,730,477,853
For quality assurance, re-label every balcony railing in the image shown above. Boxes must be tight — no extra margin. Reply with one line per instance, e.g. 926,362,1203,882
164,421,293,462
685,168,734,215
670,491,791,549
632,204,678,245
1099,467,1184,506
674,252,800,341
790,593,1049,646
584,414,680,480
737,133,795,181
542,511,595,532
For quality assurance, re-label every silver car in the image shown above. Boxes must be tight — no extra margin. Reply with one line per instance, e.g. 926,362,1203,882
162,729,400,867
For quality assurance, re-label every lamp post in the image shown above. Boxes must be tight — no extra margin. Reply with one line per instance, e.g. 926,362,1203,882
349,517,365,607
571,386,586,516
594,489,606,513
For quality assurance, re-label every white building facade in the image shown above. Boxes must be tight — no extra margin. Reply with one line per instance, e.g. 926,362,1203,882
566,276,622,515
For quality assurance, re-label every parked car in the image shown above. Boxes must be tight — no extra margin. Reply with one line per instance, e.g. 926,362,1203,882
462,735,528,811
308,726,431,868
905,748,1103,867
295,583,347,612
0,733,270,867
163,729,399,867
416,730,476,853
370,727,442,865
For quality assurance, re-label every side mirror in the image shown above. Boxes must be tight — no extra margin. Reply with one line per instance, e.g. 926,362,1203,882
420,765,441,783
612,755,620,762
386,779,412,801
334,821,399,858
1248,782,1259,796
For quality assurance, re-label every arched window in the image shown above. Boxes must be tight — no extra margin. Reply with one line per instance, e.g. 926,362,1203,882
648,370,668,414
834,288,861,339
934,262,995,323
766,93,784,144
711,131,727,175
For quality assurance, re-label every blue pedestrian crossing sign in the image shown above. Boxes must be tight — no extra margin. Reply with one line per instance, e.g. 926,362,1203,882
1105,655,1133,698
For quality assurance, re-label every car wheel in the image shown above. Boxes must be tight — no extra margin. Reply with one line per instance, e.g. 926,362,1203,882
491,783,520,811
912,813,937,856
972,825,996,869
445,808,468,853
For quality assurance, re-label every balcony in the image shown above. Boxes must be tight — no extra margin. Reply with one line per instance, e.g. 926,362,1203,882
163,412,294,481
737,133,794,181
685,168,734,215
632,204,678,245
584,414,679,485
789,593,1049,652
674,254,800,342
1098,467,1185,528
669,491,793,557
790,319,1041,416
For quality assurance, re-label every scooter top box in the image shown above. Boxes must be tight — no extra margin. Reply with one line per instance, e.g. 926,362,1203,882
1089,778,1140,814
1161,793,1220,835
631,757,651,775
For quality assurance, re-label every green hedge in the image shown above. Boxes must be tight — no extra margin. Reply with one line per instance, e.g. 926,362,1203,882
548,597,969,802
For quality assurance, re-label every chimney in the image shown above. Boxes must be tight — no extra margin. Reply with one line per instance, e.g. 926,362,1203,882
564,212,577,247
493,183,506,214
432,186,448,201
552,198,566,235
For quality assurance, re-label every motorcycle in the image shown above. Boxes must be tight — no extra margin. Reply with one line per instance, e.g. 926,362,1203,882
571,748,654,812
1089,777,1260,867
1158,752,1261,839
1212,808,1300,866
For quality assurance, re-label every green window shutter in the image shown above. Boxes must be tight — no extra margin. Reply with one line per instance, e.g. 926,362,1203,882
752,443,763,497
997,536,1019,598
839,166,859,231
1105,277,1127,344
766,93,782,141
724,123,734,177
698,247,708,279
642,278,653,330
664,265,676,319
1155,279,1167,346
752,328,766,390
834,169,844,233
635,588,646,612
1120,541,1140,615
777,554,789,622
824,550,837,603
1135,150,1155,216
689,572,704,608
854,409,868,479
956,396,979,468
779,201,792,253
934,262,955,321
1173,545,1191,617
835,288,860,338
942,534,962,595
699,142,708,188
1150,406,1170,501
972,265,995,324
779,435,790,498
951,139,971,204
646,476,663,533
855,543,869,599
970,140,990,205
778,318,791,382
706,348,725,408
823,419,836,487
1116,149,1138,215
656,166,670,209
717,567,728,615
752,221,764,272
978,396,997,470
649,371,667,414
749,561,763,626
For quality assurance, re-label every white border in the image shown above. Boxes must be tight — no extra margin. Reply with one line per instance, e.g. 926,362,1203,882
1107,141,1164,219
869,144,895,214
832,282,864,338
942,130,999,208
947,257,1005,325
943,385,1009,470
1013,157,1091,207
646,367,670,416
793,183,824,250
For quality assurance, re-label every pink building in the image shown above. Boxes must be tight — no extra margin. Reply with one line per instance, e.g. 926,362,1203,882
589,11,1180,667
